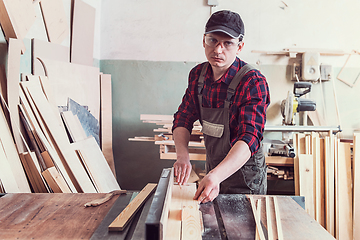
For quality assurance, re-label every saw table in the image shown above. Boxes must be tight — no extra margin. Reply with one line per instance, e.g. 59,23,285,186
0,171,335,240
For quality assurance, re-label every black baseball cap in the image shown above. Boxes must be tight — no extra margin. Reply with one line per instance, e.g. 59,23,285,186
205,10,245,40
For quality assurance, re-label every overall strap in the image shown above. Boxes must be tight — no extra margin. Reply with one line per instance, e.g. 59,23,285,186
198,62,209,95
224,64,256,108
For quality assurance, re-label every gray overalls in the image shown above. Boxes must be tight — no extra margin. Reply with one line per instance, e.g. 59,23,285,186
197,63,267,194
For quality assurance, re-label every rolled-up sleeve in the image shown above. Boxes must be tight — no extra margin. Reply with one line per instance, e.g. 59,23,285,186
230,71,270,155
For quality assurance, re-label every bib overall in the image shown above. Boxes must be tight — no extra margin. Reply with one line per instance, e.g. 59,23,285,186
197,63,267,194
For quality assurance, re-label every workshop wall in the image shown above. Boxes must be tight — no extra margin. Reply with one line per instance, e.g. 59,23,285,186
100,0,360,190
1,0,360,191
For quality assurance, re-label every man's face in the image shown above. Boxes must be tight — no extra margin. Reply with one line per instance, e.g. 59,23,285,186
203,32,244,71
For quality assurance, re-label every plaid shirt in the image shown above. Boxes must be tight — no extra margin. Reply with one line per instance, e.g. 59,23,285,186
172,57,270,155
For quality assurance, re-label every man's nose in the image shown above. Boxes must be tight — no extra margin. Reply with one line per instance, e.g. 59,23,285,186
214,42,225,52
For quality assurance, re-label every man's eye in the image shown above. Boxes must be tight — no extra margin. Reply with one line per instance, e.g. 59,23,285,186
209,38,218,44
224,41,234,47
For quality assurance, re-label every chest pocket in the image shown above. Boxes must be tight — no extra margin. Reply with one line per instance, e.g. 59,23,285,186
201,120,224,138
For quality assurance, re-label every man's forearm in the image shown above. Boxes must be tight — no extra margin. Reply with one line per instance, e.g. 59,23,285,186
209,140,251,183
173,127,192,184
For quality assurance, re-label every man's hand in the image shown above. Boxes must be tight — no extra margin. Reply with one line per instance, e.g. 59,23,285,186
173,157,191,185
193,172,220,204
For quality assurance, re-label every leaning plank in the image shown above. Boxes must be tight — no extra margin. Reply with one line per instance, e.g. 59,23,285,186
31,39,70,75
0,97,30,192
19,152,47,193
20,81,76,192
298,154,315,218
37,57,100,121
24,80,96,193
354,133,360,240
42,166,71,193
7,38,26,153
61,111,87,142
71,0,95,66
181,183,202,240
293,133,300,195
109,183,157,231
0,138,21,192
273,197,284,240
266,196,275,240
336,141,353,240
39,0,69,44
249,196,266,240
0,0,36,52
100,73,116,176
71,137,120,193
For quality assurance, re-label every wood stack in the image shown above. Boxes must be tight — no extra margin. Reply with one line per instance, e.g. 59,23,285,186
0,0,118,193
293,132,357,239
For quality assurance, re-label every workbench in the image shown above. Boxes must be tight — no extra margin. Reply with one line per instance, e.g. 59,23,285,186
0,192,334,239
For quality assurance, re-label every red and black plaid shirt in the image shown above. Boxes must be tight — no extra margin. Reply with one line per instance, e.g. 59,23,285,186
172,57,270,155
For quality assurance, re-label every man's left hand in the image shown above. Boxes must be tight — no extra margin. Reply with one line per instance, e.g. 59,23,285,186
193,172,220,204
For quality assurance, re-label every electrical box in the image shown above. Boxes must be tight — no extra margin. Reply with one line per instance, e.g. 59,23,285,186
207,0,219,6
302,52,320,80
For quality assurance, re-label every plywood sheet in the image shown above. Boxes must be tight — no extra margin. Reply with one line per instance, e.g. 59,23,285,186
0,95,30,192
37,57,100,121
7,38,26,153
100,73,115,176
71,0,95,66
0,0,36,52
31,38,70,76
39,0,69,44
71,136,120,193
24,80,96,193
61,111,87,142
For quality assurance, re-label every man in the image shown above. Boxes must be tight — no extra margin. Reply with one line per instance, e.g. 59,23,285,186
172,10,270,204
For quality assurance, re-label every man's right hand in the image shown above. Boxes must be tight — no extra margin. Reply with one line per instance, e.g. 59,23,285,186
173,157,192,185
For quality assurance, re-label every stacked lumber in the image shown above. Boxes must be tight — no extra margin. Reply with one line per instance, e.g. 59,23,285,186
0,0,117,193
293,132,355,239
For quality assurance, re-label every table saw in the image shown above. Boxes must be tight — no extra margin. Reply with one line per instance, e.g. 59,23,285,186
0,169,335,240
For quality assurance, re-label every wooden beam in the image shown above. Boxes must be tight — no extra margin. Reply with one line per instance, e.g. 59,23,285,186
61,111,87,142
109,183,157,231
353,133,360,239
273,197,284,240
249,196,266,240
42,166,71,193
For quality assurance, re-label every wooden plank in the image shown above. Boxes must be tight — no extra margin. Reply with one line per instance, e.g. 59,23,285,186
109,183,157,231
273,197,284,240
336,141,352,240
315,136,325,227
165,184,183,240
298,154,315,218
71,0,95,66
19,152,47,193
249,196,266,240
61,111,87,142
100,73,116,176
20,84,76,192
0,193,117,239
159,168,174,239
41,166,71,193
181,183,202,240
0,95,30,193
266,196,275,240
71,137,120,193
353,133,360,240
293,133,300,195
39,0,69,44
24,80,96,193
0,0,36,52
7,38,26,153
37,57,100,121
324,135,335,236
32,39,70,75
0,137,21,192
0,65,6,103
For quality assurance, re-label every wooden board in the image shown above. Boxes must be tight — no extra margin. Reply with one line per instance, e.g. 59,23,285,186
0,136,21,192
39,0,69,44
100,73,116,176
109,183,157,231
19,82,76,192
32,38,70,75
71,0,95,66
42,166,71,193
298,153,315,218
324,135,335,236
24,80,97,193
0,193,117,239
19,152,47,193
7,38,26,153
336,142,352,240
61,111,87,142
71,136,120,193
0,0,36,52
353,133,360,239
37,57,100,121
0,93,30,192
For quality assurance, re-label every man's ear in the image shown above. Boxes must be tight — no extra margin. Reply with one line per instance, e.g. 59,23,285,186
237,41,244,54
203,35,206,48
